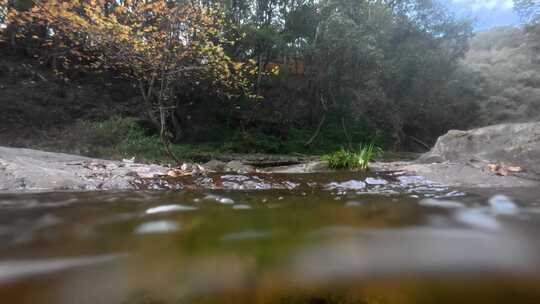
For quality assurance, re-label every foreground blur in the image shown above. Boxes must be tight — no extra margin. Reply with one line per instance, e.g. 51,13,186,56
0,172,539,304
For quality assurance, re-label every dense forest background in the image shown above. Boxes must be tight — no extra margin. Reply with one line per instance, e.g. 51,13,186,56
0,0,539,158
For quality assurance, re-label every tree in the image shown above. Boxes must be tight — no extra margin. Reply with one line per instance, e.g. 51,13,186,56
14,0,256,159
1,0,33,49
0,1,7,25
514,0,540,24
297,0,473,147
7,0,478,151
514,0,540,62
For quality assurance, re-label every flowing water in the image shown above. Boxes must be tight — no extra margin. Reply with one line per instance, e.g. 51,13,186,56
1,171,540,304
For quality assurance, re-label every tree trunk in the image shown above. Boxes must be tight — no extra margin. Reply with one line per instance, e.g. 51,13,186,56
7,23,17,52
305,112,326,147
159,106,180,163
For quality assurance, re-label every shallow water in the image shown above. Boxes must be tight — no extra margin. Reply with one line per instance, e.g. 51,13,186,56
1,172,540,304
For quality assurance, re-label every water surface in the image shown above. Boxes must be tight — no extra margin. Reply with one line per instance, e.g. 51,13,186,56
1,172,539,303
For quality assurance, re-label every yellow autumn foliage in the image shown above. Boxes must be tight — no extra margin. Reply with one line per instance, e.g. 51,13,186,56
13,0,256,104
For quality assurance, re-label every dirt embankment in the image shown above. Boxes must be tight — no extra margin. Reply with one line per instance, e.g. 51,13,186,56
0,53,141,147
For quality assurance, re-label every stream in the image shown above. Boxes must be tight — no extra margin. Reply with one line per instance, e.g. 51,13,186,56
1,171,540,303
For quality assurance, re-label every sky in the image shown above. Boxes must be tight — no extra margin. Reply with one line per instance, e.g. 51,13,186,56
446,0,521,30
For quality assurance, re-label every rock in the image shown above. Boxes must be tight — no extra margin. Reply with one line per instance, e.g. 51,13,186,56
201,153,313,167
419,122,540,176
388,122,540,188
454,209,501,231
203,194,235,204
326,180,366,191
203,159,227,172
263,161,329,173
488,195,519,215
391,161,537,188
0,146,168,192
224,161,255,174
180,163,193,171
365,177,388,185
218,174,297,190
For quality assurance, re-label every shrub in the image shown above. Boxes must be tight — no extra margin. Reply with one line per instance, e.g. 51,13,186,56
44,117,229,162
48,117,165,161
322,143,382,170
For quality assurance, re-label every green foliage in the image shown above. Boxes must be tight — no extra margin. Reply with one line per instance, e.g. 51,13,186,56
66,117,166,161
42,117,208,162
461,26,540,125
514,0,540,24
7,0,479,149
322,143,382,171
44,116,389,161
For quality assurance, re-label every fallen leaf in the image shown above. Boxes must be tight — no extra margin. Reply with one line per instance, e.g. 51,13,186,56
487,164,499,173
486,163,522,176
167,169,191,177
507,166,523,173
496,167,509,176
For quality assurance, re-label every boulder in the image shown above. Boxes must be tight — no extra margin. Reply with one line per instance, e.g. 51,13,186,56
224,161,256,174
202,159,227,172
419,123,540,175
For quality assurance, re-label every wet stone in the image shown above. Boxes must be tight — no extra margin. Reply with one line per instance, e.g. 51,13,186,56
326,180,366,191
489,195,519,215
365,177,388,185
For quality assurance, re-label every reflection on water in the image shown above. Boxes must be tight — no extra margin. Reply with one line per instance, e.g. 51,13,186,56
0,172,540,303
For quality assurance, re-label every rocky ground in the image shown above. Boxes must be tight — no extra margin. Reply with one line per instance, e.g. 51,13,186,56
1,122,539,192
0,147,168,192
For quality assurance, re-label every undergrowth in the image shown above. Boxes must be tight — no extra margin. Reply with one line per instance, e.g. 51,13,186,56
37,117,387,163
38,117,219,162
322,143,382,170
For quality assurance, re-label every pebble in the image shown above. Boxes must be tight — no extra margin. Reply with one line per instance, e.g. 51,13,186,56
454,209,500,231
488,195,519,215
219,197,235,204
326,180,366,191
203,195,235,204
365,177,388,185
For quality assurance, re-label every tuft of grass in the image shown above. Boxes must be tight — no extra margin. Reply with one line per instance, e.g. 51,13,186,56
322,143,382,170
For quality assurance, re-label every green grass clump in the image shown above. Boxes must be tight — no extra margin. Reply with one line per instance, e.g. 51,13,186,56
322,143,382,170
